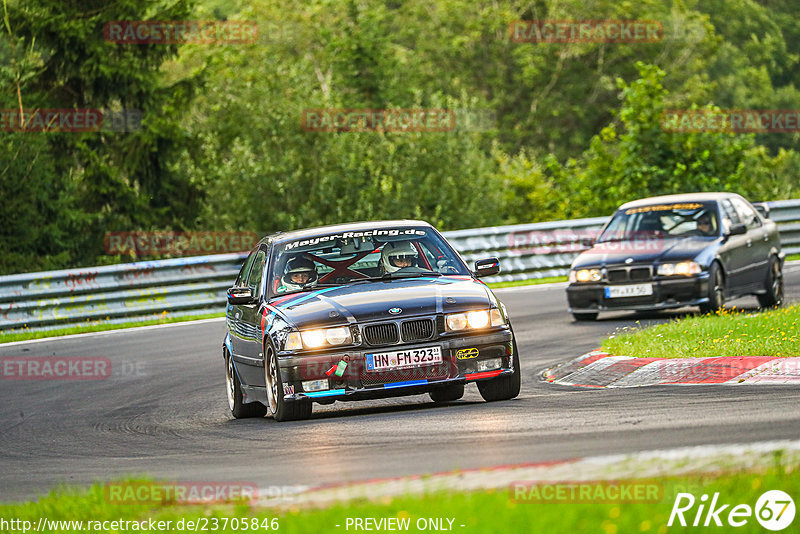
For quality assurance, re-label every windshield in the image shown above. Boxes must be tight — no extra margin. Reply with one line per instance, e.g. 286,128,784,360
598,202,720,243
267,226,470,297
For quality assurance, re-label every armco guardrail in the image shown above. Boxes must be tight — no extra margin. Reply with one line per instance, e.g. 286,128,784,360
1,199,799,332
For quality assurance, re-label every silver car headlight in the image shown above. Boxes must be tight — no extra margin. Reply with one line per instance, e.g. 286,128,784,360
657,261,701,276
569,268,602,283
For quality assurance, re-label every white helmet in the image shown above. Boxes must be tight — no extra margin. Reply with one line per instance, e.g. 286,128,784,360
381,241,418,273
281,256,318,290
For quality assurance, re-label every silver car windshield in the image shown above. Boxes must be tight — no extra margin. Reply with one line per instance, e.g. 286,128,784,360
598,202,720,242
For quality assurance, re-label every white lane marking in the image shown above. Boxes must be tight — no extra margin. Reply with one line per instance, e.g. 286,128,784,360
0,317,226,347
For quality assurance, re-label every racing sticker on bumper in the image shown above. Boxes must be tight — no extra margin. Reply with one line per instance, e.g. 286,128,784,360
456,348,480,360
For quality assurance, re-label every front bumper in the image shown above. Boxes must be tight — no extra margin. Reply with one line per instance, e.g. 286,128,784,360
277,329,514,402
567,273,710,313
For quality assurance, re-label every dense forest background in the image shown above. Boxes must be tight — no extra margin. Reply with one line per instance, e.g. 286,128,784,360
1,0,799,274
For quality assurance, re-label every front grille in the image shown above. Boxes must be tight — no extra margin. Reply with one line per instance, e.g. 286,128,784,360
608,269,628,282
361,362,450,386
607,266,652,282
362,323,399,345
401,319,434,342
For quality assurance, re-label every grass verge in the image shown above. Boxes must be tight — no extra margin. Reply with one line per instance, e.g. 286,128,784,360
603,304,800,358
1,467,797,533
0,312,225,344
487,275,567,288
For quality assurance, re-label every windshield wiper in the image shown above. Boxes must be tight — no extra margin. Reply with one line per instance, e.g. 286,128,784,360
348,271,443,284
385,271,442,278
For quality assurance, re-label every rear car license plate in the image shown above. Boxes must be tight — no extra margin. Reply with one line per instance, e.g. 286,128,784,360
366,346,442,372
605,284,654,298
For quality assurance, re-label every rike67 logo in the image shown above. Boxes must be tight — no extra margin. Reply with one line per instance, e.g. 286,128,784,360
669,490,795,531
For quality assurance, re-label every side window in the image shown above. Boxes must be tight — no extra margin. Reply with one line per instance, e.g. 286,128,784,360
246,249,267,298
731,198,762,229
236,250,258,286
720,200,740,232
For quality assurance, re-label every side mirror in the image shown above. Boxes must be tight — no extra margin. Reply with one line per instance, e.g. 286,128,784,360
726,223,747,237
752,202,770,219
474,258,500,277
227,286,254,305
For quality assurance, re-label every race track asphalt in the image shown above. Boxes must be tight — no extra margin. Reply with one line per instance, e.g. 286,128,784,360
2,265,800,502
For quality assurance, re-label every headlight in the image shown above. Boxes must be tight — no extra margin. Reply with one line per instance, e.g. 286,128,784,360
570,268,602,283
490,308,506,327
285,331,303,351
657,261,701,276
325,326,350,345
295,327,352,349
445,310,493,332
301,330,326,348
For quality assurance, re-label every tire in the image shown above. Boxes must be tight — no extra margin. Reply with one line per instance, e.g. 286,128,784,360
477,341,521,402
699,262,725,314
429,383,465,402
225,351,267,419
757,256,784,308
264,343,312,422
572,312,598,321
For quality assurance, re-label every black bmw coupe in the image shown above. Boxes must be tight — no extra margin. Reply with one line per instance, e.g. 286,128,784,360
566,193,784,321
223,220,520,421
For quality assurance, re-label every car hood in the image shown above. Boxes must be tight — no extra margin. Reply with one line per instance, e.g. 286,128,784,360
571,236,717,268
269,277,492,328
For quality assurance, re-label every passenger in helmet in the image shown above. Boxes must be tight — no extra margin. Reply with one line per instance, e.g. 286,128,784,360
281,256,318,291
380,241,419,274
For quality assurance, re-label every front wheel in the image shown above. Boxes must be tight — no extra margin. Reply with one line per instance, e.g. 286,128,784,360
477,341,521,402
264,343,312,422
699,262,725,314
757,256,784,308
225,352,267,419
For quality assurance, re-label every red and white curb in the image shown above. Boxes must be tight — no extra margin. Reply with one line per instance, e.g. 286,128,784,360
544,350,800,388
254,439,800,508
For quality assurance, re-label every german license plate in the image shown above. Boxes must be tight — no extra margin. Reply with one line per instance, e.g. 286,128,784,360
605,284,653,298
365,346,442,372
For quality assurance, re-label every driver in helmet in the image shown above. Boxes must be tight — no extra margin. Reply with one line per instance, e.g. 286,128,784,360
380,241,419,274
696,212,714,236
281,256,318,291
